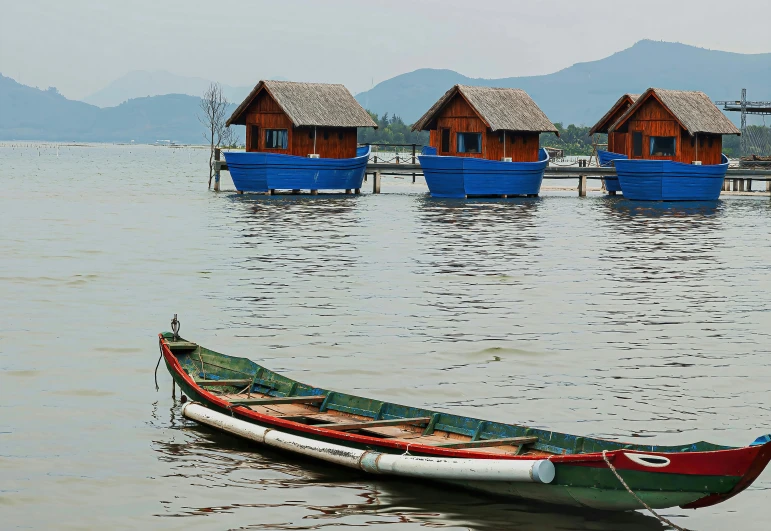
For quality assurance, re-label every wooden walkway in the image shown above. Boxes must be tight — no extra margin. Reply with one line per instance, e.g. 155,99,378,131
214,160,771,196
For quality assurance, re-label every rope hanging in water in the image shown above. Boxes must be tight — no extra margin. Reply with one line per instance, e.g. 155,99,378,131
154,340,163,392
602,450,690,531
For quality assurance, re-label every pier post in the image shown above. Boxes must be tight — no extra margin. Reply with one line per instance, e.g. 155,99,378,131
747,179,753,192
767,180,771,193
609,191,617,196
740,180,746,192
213,148,221,192
311,190,318,195
578,175,587,197
345,189,351,194
267,189,274,196
354,188,361,195
723,179,729,191
373,171,382,194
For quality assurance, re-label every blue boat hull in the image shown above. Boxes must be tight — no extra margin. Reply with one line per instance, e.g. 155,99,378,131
614,155,728,201
597,150,626,192
418,148,549,198
223,146,370,193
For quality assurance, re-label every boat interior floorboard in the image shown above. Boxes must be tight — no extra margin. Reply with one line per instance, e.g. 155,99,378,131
204,389,547,456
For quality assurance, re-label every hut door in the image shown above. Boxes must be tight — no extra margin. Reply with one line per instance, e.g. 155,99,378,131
250,125,260,151
440,128,450,153
632,132,643,159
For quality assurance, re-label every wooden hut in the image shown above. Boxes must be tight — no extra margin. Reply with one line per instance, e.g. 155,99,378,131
588,93,639,154
411,85,558,162
609,88,740,165
226,80,377,158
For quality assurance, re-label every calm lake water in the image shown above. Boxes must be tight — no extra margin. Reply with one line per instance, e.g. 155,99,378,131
1,143,770,530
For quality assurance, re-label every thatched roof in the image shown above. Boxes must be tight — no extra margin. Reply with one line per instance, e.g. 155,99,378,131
588,94,639,136
411,85,558,134
226,80,377,128
610,88,740,136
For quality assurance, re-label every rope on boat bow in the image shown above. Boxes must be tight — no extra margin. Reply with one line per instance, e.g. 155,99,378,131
602,450,690,531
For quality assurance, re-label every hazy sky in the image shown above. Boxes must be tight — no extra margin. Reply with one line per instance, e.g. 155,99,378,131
2,0,770,99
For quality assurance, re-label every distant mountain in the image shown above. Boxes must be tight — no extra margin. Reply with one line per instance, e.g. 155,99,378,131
0,74,239,143
82,70,282,108
355,40,771,126
4,40,770,143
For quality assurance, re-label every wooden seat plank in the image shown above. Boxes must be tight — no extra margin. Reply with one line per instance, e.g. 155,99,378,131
314,417,432,431
435,436,539,450
228,396,326,406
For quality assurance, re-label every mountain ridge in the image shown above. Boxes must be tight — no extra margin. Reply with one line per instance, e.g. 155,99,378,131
3,40,770,143
0,74,239,143
355,40,771,126
82,70,281,108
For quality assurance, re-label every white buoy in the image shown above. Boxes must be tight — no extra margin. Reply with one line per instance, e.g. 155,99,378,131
182,403,554,484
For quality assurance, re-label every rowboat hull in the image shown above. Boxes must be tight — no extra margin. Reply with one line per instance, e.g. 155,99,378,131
223,146,370,193
614,154,729,201
418,148,549,198
597,149,626,192
159,332,771,512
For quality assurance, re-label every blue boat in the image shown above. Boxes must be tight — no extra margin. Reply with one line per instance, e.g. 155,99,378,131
223,80,378,194
596,149,627,193
419,147,550,198
224,146,370,194
604,88,740,202
410,85,559,200
613,154,729,201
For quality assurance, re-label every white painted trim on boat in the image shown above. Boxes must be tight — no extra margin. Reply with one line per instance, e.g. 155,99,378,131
182,402,555,484
623,453,671,468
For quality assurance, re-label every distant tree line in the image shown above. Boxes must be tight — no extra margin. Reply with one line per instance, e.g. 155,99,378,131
723,125,771,158
358,112,771,158
358,112,429,146
539,123,599,156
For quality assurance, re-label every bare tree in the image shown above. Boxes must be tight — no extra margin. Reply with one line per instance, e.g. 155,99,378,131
199,82,229,188
220,123,237,149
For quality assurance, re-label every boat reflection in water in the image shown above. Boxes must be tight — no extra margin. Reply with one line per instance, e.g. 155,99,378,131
603,197,722,221
151,402,668,531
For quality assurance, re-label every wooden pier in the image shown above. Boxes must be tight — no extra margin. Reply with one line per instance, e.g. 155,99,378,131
214,155,771,197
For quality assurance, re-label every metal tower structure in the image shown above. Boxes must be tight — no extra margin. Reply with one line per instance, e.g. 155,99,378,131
716,89,771,156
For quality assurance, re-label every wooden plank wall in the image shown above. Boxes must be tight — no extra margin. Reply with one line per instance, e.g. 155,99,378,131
429,94,538,161
291,127,358,159
620,97,722,164
485,132,539,162
434,96,487,158
608,132,628,154
243,90,358,158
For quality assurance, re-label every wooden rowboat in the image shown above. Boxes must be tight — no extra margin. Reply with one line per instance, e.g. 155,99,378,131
159,331,771,512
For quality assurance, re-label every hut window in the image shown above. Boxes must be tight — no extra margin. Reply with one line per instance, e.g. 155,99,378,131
632,132,643,157
440,128,450,153
265,129,288,149
650,136,676,157
457,133,482,154
250,126,260,150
